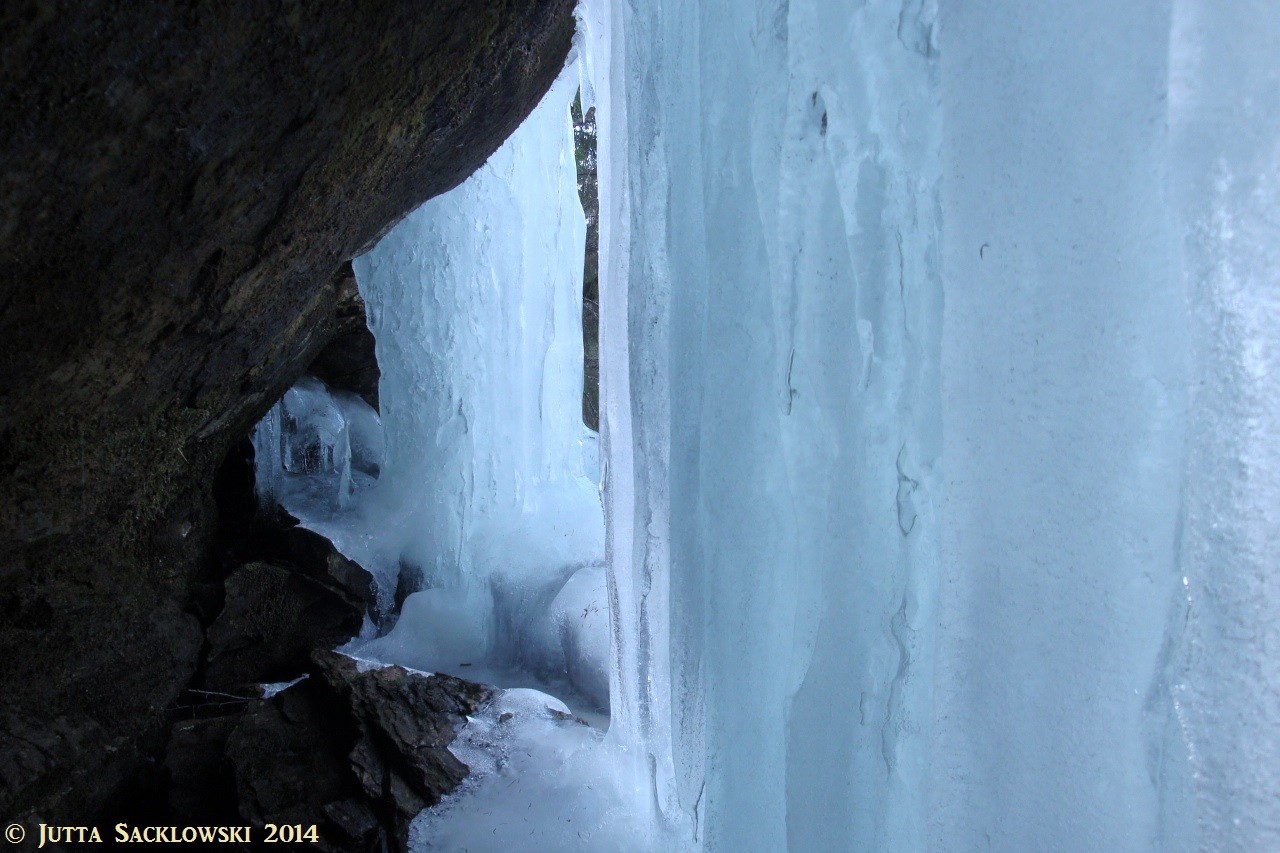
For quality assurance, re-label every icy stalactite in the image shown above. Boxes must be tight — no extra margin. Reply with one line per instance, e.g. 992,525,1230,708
252,375,381,513
577,0,676,838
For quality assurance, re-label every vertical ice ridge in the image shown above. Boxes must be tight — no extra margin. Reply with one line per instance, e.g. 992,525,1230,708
881,592,915,778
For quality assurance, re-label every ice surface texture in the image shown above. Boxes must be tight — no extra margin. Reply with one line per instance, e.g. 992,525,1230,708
1166,2,1280,848
592,0,1280,850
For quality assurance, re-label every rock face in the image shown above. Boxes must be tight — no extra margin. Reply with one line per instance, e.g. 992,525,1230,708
0,0,574,822
314,651,490,839
309,265,382,410
166,652,493,852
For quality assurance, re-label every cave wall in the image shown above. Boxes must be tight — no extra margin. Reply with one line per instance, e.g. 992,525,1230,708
0,0,574,822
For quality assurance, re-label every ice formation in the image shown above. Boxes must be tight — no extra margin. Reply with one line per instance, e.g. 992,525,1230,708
252,52,627,850
253,375,383,513
591,0,1280,851
347,63,608,711
252,0,1280,849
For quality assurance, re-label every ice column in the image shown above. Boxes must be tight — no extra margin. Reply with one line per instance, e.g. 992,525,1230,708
351,67,606,699
578,0,676,832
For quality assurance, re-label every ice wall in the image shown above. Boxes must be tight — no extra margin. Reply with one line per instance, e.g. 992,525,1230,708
593,0,940,848
593,0,1280,850
934,3,1184,849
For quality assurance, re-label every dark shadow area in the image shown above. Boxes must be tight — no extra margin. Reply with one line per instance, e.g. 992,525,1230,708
572,93,600,431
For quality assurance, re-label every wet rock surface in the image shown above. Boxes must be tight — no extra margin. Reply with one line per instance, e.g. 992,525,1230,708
0,0,573,821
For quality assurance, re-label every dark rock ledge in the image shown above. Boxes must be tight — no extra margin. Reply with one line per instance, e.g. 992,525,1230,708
166,650,492,853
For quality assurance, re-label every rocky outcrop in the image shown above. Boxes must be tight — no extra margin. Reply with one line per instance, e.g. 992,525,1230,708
203,561,364,692
166,652,493,852
0,0,575,822
273,524,379,620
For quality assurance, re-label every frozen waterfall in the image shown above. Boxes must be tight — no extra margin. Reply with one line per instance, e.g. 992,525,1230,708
252,0,1280,850
253,64,611,714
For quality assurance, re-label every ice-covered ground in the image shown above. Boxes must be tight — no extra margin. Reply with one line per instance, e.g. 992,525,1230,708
408,689,648,852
